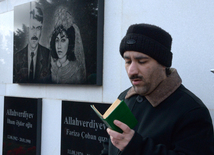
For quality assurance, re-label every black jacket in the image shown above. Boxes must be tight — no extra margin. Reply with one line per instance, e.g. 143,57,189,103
101,70,214,155
13,44,51,83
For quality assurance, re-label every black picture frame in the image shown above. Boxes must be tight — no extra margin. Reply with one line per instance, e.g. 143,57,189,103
61,100,110,155
3,96,42,155
13,0,104,85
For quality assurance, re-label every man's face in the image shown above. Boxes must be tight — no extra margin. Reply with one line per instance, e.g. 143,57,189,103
28,17,42,49
124,51,166,96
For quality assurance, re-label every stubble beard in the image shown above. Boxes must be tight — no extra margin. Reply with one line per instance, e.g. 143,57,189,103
130,75,151,96
133,83,151,96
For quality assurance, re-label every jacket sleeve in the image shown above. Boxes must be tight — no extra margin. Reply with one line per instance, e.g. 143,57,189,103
120,107,214,155
100,139,109,155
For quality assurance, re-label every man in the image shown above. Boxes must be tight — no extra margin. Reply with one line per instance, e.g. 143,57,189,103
13,2,50,83
101,24,214,154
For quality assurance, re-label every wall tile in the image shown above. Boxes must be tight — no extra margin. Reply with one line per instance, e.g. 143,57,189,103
0,11,13,84
102,0,125,103
0,84,6,95
7,0,31,11
0,95,4,155
41,99,61,155
209,109,214,125
46,85,103,103
6,84,48,98
0,0,7,14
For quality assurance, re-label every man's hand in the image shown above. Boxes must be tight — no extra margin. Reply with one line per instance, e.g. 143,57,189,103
107,120,135,151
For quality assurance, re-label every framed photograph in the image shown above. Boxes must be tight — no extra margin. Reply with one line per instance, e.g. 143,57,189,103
3,96,42,155
13,0,104,85
61,100,109,155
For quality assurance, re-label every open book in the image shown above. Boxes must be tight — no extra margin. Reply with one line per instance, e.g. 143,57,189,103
91,99,138,133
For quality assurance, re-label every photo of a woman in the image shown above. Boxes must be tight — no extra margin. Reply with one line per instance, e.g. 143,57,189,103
50,8,86,84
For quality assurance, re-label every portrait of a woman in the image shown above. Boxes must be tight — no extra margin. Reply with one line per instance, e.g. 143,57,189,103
50,8,86,84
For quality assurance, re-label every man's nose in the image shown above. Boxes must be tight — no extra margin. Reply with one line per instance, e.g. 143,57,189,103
32,27,37,33
128,62,138,75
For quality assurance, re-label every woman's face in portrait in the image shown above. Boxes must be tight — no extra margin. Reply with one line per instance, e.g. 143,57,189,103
55,31,69,59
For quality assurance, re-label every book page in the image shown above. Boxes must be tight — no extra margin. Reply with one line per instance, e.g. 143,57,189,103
103,99,121,119
91,105,103,117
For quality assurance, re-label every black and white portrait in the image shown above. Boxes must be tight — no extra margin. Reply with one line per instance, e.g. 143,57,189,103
13,0,104,85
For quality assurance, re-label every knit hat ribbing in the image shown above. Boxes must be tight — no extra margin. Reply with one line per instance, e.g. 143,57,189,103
120,23,173,67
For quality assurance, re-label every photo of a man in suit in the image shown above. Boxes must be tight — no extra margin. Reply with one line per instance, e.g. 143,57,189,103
13,2,51,83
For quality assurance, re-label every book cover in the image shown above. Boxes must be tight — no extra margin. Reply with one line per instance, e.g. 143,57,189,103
91,99,138,133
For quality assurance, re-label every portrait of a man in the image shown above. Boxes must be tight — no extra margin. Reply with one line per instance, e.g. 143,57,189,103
13,2,51,83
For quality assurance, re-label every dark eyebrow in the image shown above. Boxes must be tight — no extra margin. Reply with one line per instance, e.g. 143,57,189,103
135,55,149,60
123,55,149,60
60,34,66,38
123,55,130,59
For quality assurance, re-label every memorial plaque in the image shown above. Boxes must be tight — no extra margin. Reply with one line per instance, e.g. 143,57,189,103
3,96,42,155
13,0,104,85
61,101,110,155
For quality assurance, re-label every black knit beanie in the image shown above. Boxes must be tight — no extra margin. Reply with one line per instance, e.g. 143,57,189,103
120,23,173,67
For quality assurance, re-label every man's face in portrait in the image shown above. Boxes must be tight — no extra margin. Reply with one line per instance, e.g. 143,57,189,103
28,7,43,50
29,17,42,50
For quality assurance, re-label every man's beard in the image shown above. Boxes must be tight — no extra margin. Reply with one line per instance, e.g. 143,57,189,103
129,75,151,96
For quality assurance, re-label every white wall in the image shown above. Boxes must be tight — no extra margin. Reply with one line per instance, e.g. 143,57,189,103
0,0,214,154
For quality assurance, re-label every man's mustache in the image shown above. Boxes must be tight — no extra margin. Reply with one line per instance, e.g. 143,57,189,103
31,36,38,41
129,75,143,80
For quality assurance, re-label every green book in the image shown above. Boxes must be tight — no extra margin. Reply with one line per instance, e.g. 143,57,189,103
90,99,138,133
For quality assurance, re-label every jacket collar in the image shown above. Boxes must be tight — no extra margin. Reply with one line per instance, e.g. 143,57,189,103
125,68,182,107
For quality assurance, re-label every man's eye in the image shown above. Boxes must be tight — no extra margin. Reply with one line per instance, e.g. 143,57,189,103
125,61,131,64
36,26,42,30
139,61,146,64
